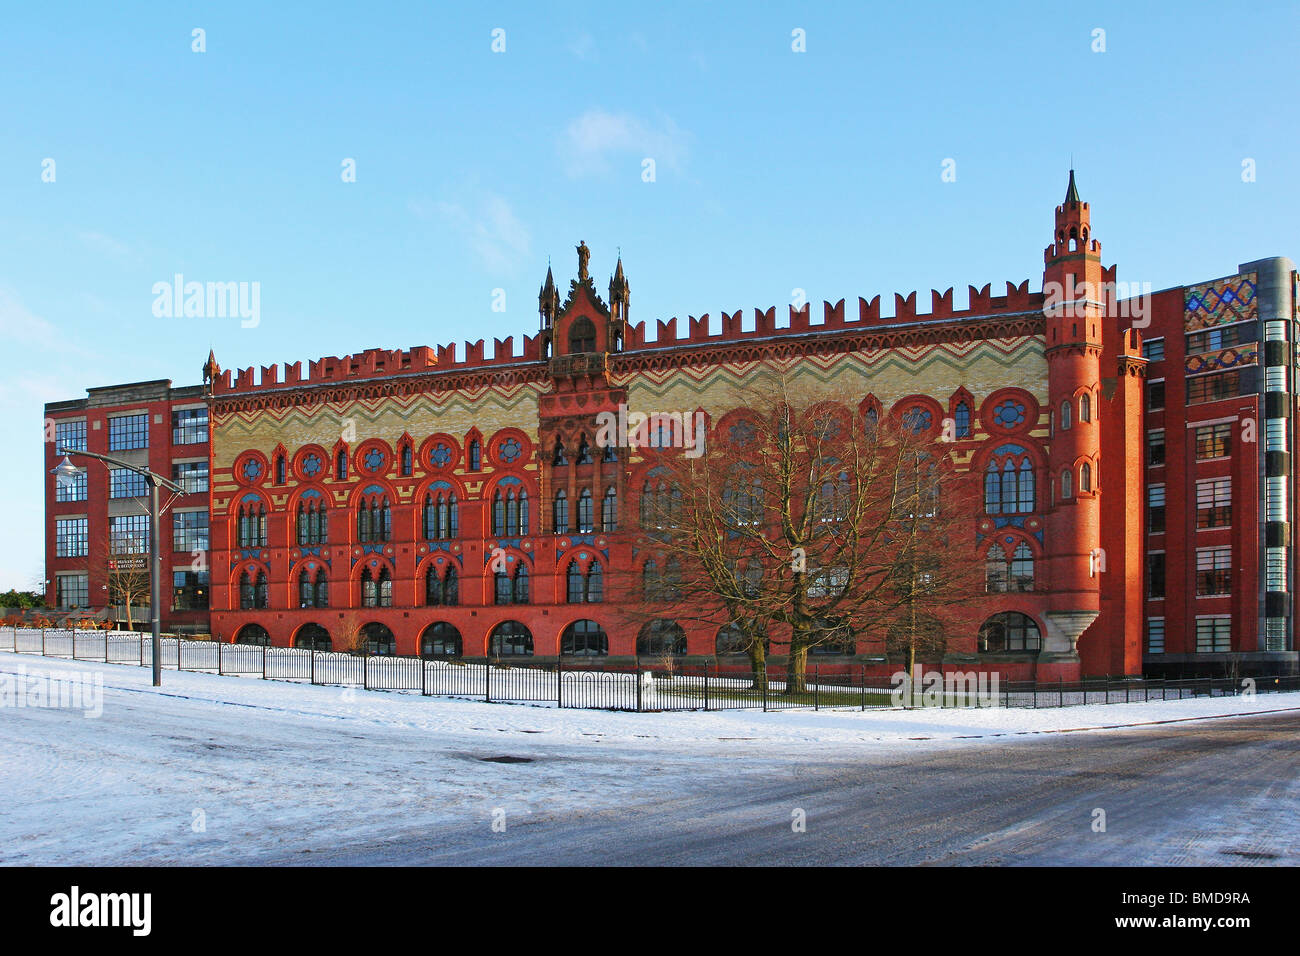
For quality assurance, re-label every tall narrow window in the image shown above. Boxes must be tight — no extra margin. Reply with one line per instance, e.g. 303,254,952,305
554,490,569,534
567,561,584,603
577,435,593,465
602,487,618,531
336,449,348,481
400,445,413,476
577,488,594,533
1060,400,1071,430
953,401,971,439
1079,394,1091,423
468,439,481,471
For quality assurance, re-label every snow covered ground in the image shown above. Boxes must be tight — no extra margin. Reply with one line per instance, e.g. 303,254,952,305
2,649,1298,865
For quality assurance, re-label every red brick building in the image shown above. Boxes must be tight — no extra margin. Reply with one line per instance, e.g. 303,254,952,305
43,380,211,634
42,174,1300,677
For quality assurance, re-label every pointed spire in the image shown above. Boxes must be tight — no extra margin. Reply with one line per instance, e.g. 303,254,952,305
1065,168,1081,204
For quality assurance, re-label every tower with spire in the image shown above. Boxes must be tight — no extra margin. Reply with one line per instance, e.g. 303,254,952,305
1039,170,1106,675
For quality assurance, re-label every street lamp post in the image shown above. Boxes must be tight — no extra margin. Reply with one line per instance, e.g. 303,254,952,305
52,447,184,687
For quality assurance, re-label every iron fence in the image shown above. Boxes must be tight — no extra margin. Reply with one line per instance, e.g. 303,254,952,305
2,625,1297,713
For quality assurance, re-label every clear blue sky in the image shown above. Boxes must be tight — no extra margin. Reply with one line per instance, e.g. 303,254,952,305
3,0,1298,589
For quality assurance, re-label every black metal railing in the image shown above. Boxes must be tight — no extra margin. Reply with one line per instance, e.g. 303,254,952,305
3,625,1297,713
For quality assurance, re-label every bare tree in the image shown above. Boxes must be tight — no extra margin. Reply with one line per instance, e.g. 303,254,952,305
100,527,150,631
616,370,986,693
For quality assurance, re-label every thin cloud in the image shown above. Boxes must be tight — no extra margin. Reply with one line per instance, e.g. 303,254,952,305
560,109,689,179
413,191,532,275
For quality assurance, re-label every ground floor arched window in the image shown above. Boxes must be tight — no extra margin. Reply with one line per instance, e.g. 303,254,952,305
490,621,533,657
637,619,687,657
235,623,270,646
294,623,332,651
561,620,608,657
421,622,462,658
978,612,1042,652
361,622,395,656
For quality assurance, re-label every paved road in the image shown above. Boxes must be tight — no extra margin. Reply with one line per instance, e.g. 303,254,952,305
267,711,1300,866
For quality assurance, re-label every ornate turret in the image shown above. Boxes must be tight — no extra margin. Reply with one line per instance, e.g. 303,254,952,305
538,265,558,330
202,349,221,394
607,254,629,350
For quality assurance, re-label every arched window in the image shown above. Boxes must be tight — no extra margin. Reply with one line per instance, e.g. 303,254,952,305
315,573,328,608
505,489,518,536
490,621,533,657
984,544,1008,593
336,449,348,481
362,622,395,656
296,499,328,545
1060,400,1072,430
298,570,314,608
468,439,481,471
237,501,267,548
275,454,286,485
1010,543,1034,591
576,435,593,465
561,620,608,657
566,560,584,603
663,558,681,601
421,622,462,658
577,488,594,532
400,444,413,476
360,566,391,608
494,568,512,605
637,620,686,657
1061,469,1073,499
642,560,661,602
513,564,530,604
602,487,617,531
553,437,567,466
426,564,458,606
716,622,751,656
953,401,972,439
1080,462,1092,492
978,612,1042,652
358,494,391,543
294,623,331,651
986,543,1035,592
253,571,268,609
983,446,1035,515
553,490,569,534
518,490,529,536
238,571,254,609
569,317,596,353
1079,393,1091,423
235,623,270,646
424,491,459,540
586,562,603,602
492,490,506,537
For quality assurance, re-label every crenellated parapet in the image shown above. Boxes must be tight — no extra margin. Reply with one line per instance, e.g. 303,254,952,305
213,336,545,396
622,281,1042,350
212,272,1045,399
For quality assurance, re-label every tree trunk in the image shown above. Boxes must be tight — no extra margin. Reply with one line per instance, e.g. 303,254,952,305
747,634,768,691
785,627,809,694
907,640,916,707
